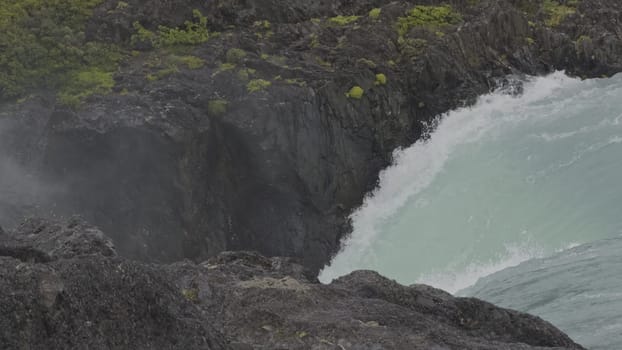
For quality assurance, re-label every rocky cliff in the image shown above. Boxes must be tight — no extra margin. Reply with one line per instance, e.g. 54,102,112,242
0,218,585,349
1,0,622,275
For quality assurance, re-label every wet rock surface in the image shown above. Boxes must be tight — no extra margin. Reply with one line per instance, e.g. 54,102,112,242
0,219,585,349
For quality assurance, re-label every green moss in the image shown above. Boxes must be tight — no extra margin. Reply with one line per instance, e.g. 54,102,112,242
357,58,377,68
226,48,247,64
542,0,577,27
57,68,115,107
316,57,332,69
208,99,228,115
375,73,387,86
247,79,271,93
237,68,256,81
177,55,205,69
397,37,428,58
219,63,236,71
146,65,179,81
310,33,320,48
260,53,270,60
397,5,462,37
369,8,381,19
346,86,364,99
576,35,591,44
132,9,211,48
181,288,199,303
526,37,535,45
575,35,592,54
285,78,307,87
253,20,271,30
329,15,360,26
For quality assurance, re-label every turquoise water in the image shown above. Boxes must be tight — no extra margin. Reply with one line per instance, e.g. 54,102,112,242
320,72,622,349
462,236,622,350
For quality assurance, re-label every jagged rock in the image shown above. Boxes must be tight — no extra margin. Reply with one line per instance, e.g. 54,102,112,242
165,252,584,350
0,217,116,261
0,219,585,349
0,219,227,350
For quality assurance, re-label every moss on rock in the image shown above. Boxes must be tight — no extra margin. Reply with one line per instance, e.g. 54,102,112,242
397,5,462,37
346,86,364,99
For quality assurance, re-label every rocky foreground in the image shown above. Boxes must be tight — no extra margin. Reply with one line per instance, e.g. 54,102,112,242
0,219,584,349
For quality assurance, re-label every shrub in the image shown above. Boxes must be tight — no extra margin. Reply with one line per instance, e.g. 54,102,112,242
146,65,179,81
132,9,211,48
247,79,271,93
226,48,247,64
369,8,381,19
346,86,364,99
397,5,462,37
375,73,387,86
237,68,256,81
329,15,360,26
57,68,115,107
181,288,199,302
542,0,576,27
208,99,228,115
177,55,205,69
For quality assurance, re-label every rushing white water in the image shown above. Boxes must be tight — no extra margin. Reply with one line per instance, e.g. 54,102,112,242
320,72,622,304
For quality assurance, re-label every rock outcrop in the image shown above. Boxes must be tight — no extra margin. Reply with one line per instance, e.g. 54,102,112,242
0,219,585,349
2,0,622,275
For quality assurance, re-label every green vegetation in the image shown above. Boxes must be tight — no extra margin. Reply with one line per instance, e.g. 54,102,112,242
346,86,364,99
357,58,377,68
375,73,387,86
329,15,360,26
226,48,247,64
219,63,236,71
146,66,179,81
132,9,211,48
181,288,199,302
177,55,205,69
208,99,228,115
237,68,256,81
58,68,115,107
526,37,535,45
253,20,271,30
316,57,332,69
369,8,381,19
542,0,577,27
397,5,462,37
285,78,307,87
575,35,592,54
397,37,428,58
247,79,271,93
0,0,123,101
310,33,320,48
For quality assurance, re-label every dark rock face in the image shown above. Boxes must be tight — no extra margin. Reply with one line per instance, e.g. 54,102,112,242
0,219,227,350
0,219,585,349
2,0,622,275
